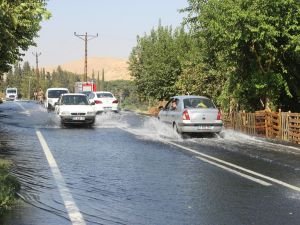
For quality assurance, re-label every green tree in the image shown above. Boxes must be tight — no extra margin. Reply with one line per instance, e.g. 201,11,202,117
19,62,35,99
129,23,182,101
183,0,300,111
0,0,51,73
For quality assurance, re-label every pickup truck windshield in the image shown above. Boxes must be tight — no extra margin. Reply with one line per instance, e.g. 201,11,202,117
7,89,17,94
48,90,68,98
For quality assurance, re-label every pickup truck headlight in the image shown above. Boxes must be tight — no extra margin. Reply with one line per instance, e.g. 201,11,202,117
60,111,70,116
86,111,95,115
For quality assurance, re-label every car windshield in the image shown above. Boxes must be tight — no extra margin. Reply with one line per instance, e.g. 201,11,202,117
61,95,89,105
48,90,68,98
96,93,113,98
183,98,215,109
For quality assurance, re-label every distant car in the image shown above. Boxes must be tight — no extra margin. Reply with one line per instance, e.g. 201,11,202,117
5,87,18,101
158,95,223,134
88,91,119,114
55,93,96,125
45,88,69,110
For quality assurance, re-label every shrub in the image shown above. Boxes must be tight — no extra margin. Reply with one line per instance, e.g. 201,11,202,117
0,160,20,215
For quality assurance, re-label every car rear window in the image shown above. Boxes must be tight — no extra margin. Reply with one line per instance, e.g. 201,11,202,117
183,98,215,109
48,90,68,98
96,93,113,98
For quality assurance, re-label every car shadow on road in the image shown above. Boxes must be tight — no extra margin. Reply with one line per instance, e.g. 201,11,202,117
181,132,223,139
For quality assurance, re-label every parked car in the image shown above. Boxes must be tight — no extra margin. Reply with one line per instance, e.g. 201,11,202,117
158,95,223,134
45,88,69,110
55,93,96,125
88,91,119,114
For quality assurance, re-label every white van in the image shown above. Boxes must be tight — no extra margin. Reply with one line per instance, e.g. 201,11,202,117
44,88,69,110
5,87,18,101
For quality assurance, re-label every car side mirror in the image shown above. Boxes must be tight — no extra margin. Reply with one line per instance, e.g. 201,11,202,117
90,102,95,105
158,106,164,110
54,102,59,106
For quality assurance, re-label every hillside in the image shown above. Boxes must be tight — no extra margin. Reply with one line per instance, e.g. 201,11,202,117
44,57,131,81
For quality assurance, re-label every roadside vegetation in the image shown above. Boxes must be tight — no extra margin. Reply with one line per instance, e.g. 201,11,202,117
0,159,20,215
128,0,300,113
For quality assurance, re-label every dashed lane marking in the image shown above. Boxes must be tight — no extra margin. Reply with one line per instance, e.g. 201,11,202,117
36,130,86,225
16,101,30,116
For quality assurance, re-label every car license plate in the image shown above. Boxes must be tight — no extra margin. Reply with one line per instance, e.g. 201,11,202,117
72,116,85,121
197,126,212,130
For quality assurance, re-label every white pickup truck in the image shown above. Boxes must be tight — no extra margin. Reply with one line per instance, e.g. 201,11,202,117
5,87,18,101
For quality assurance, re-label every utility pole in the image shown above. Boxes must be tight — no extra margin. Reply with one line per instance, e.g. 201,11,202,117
74,32,98,82
97,71,100,91
28,77,32,100
32,51,41,84
101,68,105,91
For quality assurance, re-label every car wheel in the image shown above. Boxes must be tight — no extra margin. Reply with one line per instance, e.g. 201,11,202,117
173,122,181,134
215,131,224,138
60,121,66,128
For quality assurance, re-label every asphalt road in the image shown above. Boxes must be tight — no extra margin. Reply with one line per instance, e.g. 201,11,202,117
0,101,299,225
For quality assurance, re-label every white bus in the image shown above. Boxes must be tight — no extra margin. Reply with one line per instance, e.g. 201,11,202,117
5,87,18,101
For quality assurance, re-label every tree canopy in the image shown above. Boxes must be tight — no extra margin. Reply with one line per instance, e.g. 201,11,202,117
129,23,184,101
0,0,50,73
184,0,300,111
129,0,300,112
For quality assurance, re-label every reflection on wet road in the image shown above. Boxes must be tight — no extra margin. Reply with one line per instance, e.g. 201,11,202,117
0,101,300,225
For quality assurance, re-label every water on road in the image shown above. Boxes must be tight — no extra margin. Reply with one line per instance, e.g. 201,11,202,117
0,101,299,225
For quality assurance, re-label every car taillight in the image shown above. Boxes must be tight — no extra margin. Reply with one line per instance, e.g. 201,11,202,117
217,111,221,120
112,99,118,103
95,100,102,104
182,110,190,120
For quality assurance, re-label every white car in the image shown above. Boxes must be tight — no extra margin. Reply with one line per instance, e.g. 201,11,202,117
55,93,96,125
45,88,69,110
88,91,119,114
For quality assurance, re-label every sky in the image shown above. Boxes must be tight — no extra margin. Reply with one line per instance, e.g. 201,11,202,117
22,0,188,67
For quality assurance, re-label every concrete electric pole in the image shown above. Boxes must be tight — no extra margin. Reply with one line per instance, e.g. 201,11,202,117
74,32,98,82
32,51,41,82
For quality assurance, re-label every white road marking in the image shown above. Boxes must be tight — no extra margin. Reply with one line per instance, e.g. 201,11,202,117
167,141,300,192
120,127,300,192
196,156,271,186
36,130,86,225
16,102,30,116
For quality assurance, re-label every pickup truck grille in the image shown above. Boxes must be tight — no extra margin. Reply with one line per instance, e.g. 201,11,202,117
71,113,85,115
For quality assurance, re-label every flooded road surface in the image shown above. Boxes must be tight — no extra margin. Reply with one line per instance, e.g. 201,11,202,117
0,101,299,225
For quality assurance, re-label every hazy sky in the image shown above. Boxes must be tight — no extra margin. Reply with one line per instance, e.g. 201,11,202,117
22,0,188,67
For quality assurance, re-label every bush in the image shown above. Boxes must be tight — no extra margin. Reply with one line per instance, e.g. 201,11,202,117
0,160,20,215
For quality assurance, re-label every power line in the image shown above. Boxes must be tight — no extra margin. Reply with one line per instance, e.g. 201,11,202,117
74,32,98,82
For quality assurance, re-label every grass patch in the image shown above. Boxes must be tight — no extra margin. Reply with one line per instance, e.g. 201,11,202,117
0,159,20,215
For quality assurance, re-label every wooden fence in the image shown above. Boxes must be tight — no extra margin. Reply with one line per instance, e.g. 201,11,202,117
223,111,300,144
